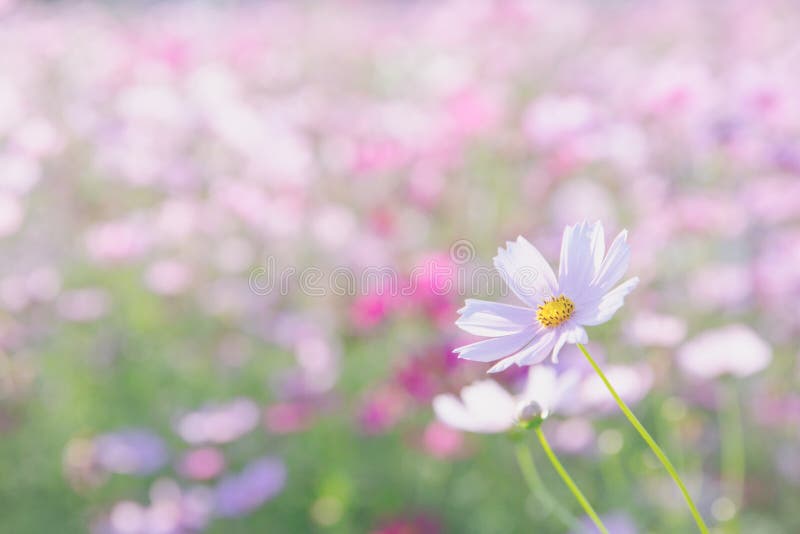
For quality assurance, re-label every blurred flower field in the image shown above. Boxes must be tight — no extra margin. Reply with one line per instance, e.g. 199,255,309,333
1,0,800,532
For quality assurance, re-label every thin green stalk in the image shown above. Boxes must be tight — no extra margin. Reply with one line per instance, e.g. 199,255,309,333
514,442,577,529
577,343,709,534
535,427,608,534
719,379,744,529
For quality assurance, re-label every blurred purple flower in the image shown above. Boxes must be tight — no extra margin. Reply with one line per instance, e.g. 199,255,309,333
94,429,168,476
214,456,286,517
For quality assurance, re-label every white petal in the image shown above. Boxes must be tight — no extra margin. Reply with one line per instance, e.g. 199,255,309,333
493,236,557,308
551,325,588,363
433,381,516,433
558,221,605,297
520,366,558,413
591,229,630,292
454,327,538,363
433,394,478,432
455,299,536,337
519,366,581,417
576,277,639,326
487,329,557,373
551,370,581,414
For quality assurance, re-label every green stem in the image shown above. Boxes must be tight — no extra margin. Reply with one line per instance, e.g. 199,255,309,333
719,380,744,528
514,442,577,529
577,343,709,534
535,427,608,534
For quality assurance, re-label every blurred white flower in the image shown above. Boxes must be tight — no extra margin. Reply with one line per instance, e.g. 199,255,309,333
432,366,578,433
677,324,772,379
455,221,638,372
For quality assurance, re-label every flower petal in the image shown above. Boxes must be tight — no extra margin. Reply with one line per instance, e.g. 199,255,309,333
493,236,557,308
487,329,557,373
433,381,516,433
551,325,588,363
575,277,639,326
558,221,605,297
520,366,558,414
455,299,536,337
591,229,631,293
454,326,538,363
520,366,581,416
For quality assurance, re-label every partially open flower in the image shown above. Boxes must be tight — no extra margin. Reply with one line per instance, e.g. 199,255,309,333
432,366,578,434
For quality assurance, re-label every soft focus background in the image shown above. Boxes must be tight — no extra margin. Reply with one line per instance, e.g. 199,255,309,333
1,0,799,532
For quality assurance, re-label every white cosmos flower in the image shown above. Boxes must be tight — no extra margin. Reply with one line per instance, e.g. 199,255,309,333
455,221,639,373
677,324,772,379
432,367,578,434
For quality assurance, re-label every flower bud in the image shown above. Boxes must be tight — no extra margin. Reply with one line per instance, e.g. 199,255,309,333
515,400,548,429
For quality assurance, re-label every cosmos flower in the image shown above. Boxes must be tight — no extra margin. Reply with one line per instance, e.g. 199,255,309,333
176,398,260,445
432,366,578,433
676,324,772,379
92,428,168,476
455,221,638,373
214,456,287,517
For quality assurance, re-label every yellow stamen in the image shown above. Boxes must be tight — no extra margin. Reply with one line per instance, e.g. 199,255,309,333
536,295,575,328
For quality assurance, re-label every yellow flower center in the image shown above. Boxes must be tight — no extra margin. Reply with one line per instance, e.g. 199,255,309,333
536,295,575,328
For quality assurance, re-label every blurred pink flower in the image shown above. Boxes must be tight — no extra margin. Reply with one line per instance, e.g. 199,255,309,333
177,448,226,481
742,175,800,224
688,263,752,311
264,402,314,434
421,421,464,459
85,220,151,264
144,260,192,296
311,204,357,251
443,87,501,138
547,417,595,455
624,312,687,347
359,387,408,435
96,482,214,534
396,358,439,402
176,398,260,445
350,292,393,332
577,363,653,415
406,252,458,325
